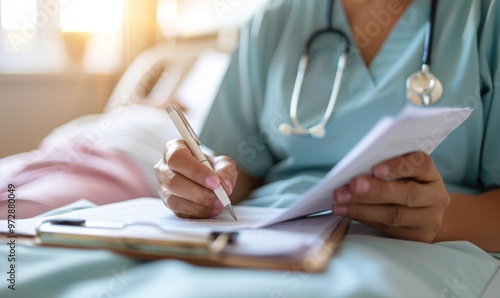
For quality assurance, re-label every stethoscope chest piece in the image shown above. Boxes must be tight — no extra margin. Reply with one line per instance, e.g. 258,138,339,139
406,64,443,106
406,0,442,106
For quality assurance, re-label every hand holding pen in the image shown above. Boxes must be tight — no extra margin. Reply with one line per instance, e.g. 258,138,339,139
154,104,238,220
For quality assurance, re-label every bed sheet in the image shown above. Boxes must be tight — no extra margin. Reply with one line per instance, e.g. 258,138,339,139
1,202,499,298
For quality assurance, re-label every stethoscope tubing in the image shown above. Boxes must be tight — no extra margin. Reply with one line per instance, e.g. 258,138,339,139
423,0,439,66
281,0,442,138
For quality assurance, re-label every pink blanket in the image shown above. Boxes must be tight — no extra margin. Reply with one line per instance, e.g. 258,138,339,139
0,142,155,219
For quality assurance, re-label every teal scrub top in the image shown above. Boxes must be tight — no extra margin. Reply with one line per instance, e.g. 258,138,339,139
200,0,500,206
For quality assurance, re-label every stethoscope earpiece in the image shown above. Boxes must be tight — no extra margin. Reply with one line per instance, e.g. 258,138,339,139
309,125,326,138
279,123,294,135
279,122,327,138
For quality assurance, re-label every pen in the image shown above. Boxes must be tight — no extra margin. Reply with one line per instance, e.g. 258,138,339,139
166,104,238,221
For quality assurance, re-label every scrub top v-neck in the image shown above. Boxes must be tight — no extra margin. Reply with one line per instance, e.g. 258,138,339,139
335,0,421,84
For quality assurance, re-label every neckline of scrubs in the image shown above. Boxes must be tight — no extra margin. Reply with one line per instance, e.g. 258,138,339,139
333,0,427,86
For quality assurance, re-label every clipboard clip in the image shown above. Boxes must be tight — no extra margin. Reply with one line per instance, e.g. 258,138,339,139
35,219,238,255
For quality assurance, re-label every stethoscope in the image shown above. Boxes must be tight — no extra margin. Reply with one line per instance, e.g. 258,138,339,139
279,0,442,138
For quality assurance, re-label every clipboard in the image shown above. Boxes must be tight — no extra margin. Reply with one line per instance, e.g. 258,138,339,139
34,217,350,272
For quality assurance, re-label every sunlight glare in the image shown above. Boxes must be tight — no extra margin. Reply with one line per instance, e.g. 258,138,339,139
60,0,123,33
157,0,178,36
1,0,37,31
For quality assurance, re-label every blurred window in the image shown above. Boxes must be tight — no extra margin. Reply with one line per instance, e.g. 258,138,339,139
0,0,124,73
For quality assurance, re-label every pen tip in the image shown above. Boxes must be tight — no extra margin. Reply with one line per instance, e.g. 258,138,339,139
225,205,238,221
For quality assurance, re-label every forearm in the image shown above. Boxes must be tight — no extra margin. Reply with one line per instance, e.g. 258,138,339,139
437,189,500,252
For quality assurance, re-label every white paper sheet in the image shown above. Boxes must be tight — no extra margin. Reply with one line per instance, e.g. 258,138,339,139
0,199,285,237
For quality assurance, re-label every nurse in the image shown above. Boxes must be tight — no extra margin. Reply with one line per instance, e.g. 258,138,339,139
155,0,500,251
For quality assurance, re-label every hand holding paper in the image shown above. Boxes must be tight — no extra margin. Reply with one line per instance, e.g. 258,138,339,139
264,104,472,226
333,151,451,243
328,105,474,243
256,104,474,245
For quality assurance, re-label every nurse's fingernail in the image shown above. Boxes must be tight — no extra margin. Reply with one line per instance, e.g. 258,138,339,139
210,210,221,218
333,205,348,216
205,175,220,190
355,177,370,193
214,200,225,211
374,164,390,178
335,190,352,203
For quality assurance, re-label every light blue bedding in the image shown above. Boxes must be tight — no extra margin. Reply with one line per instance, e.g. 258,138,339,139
1,202,498,298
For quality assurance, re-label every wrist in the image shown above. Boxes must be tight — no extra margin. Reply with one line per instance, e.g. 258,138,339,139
433,194,452,243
